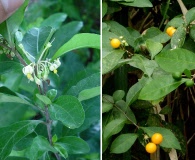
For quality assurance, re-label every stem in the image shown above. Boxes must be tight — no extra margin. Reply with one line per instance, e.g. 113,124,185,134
0,42,27,66
40,82,61,160
45,106,61,160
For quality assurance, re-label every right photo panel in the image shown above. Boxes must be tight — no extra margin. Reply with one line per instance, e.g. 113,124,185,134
102,0,195,159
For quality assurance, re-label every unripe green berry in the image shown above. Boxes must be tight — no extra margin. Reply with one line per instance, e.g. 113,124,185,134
172,72,182,80
185,79,194,87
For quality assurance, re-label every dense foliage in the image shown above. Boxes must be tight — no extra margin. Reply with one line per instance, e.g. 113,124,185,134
0,0,100,160
102,0,195,159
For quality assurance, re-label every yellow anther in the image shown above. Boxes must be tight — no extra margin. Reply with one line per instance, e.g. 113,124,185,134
53,69,57,74
27,73,32,79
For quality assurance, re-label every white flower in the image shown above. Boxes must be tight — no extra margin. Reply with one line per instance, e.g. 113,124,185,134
54,58,61,67
22,65,34,75
26,73,34,81
49,64,58,71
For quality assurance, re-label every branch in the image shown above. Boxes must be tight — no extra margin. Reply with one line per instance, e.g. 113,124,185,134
177,0,188,16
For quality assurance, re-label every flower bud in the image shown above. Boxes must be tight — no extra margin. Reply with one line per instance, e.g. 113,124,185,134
34,75,42,85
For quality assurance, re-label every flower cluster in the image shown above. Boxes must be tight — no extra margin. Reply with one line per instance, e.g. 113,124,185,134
22,58,61,85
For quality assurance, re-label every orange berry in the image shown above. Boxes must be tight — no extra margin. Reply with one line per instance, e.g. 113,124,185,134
151,133,163,144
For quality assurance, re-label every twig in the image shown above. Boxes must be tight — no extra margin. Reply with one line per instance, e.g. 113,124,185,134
139,12,151,32
187,132,195,145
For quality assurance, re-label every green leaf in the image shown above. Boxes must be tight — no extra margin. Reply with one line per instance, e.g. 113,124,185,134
155,48,195,73
189,25,195,40
131,100,154,109
110,134,137,153
126,77,148,106
171,26,186,49
0,0,29,46
49,95,85,129
128,54,158,76
0,93,33,106
64,72,100,96
53,143,68,159
146,39,163,59
103,119,126,139
5,157,28,160
0,120,42,160
51,33,100,60
36,94,52,105
102,2,108,17
46,89,57,101
119,0,153,7
110,0,133,1
102,102,113,113
113,90,125,102
138,75,187,100
165,16,185,29
141,127,181,150
52,134,58,143
22,26,55,61
143,27,170,43
26,136,57,160
49,21,83,58
40,13,67,29
56,136,90,154
159,105,172,115
185,7,195,25
78,86,100,101
0,61,23,74
0,103,36,127
183,69,191,78
102,49,124,74
102,94,114,113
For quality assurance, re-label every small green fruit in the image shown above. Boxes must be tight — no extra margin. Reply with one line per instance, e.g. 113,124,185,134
172,72,182,80
185,79,194,87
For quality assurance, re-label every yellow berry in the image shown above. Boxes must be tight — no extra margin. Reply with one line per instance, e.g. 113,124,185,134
166,26,176,37
145,142,157,153
151,133,163,144
110,38,121,49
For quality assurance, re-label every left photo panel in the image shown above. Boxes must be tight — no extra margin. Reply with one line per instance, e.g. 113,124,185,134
0,0,101,160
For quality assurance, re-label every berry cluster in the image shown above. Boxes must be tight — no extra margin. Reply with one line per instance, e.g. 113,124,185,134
145,133,163,154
